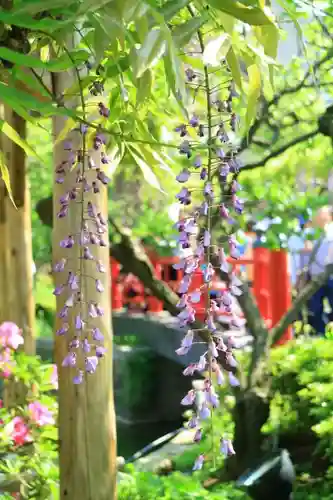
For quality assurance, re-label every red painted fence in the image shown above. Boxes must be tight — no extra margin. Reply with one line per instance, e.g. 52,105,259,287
110,247,292,345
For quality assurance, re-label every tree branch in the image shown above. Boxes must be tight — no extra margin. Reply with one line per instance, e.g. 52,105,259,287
210,253,269,341
270,264,333,345
110,221,211,343
239,46,333,154
240,129,319,172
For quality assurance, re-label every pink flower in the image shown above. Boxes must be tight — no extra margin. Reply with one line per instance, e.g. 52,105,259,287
50,365,58,389
6,417,32,446
28,402,55,427
0,348,15,378
0,322,24,350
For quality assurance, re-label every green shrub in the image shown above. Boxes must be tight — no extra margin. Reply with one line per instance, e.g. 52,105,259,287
0,351,59,498
118,465,248,499
264,339,333,459
151,338,333,499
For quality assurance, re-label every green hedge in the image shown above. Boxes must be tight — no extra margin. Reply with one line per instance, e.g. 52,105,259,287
118,338,333,499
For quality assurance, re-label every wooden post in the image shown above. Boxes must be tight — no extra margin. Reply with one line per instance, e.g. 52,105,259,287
110,258,123,311
190,269,206,322
270,249,293,346
253,247,272,327
2,108,35,354
0,181,9,324
146,260,164,313
52,72,117,500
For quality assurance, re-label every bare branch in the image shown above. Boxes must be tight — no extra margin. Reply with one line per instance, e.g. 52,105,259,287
109,220,211,343
239,46,333,154
270,263,333,345
248,236,328,387
240,129,319,173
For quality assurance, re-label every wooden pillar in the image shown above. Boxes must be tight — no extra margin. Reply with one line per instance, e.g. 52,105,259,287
0,181,9,324
253,247,272,326
110,258,123,311
146,260,164,313
270,249,293,346
190,269,206,322
52,71,117,500
2,108,35,355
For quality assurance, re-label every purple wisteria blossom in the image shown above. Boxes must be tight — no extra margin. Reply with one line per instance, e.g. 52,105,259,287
53,103,111,384
173,65,242,469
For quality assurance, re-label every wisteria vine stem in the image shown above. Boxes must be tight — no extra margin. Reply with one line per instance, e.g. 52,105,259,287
188,2,216,466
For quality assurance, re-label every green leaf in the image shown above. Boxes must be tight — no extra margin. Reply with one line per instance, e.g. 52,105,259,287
0,79,39,123
206,0,277,26
143,1,186,105
134,29,166,78
13,0,71,15
254,24,279,86
0,82,77,120
136,70,153,106
77,0,117,15
218,11,235,34
92,22,110,64
247,43,280,66
159,0,190,21
203,33,231,66
55,118,77,146
126,145,163,191
0,151,15,207
135,15,149,43
226,48,243,91
0,47,89,72
245,63,261,131
0,119,42,161
105,56,131,78
90,11,126,48
164,40,187,113
172,15,208,48
11,67,51,100
254,24,279,60
63,75,96,98
0,9,71,31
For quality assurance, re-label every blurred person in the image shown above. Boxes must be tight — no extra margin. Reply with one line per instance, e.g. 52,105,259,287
306,206,333,335
288,216,313,288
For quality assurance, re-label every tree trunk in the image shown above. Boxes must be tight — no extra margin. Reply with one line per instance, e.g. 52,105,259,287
225,389,271,480
0,181,9,324
52,71,117,500
0,107,36,408
1,107,35,353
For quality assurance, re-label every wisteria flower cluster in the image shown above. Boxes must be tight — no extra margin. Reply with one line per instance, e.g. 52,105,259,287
173,65,244,470
53,90,111,384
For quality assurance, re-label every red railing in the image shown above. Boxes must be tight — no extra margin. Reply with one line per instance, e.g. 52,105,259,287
110,247,292,345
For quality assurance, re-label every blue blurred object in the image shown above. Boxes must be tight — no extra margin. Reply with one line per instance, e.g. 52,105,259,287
297,214,306,228
297,211,312,229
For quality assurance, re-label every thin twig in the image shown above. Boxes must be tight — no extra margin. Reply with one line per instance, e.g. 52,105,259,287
240,129,319,173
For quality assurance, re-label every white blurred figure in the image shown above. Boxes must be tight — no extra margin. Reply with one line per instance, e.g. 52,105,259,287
306,206,333,335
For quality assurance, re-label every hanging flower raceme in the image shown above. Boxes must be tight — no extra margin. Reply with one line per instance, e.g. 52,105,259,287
53,102,111,384
173,62,245,469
